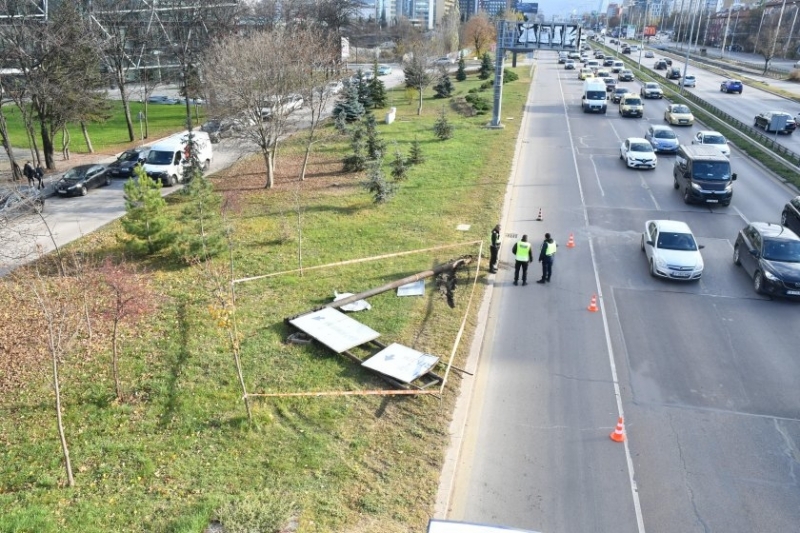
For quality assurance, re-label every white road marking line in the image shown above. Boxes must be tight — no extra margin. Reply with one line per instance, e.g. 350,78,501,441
557,60,648,533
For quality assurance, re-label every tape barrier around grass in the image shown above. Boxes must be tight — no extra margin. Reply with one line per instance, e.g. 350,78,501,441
597,43,800,190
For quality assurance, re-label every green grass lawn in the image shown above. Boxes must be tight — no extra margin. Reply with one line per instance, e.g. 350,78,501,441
0,99,203,154
0,68,531,533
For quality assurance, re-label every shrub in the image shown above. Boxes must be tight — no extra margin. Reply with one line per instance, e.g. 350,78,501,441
479,81,492,91
450,97,476,117
390,144,409,180
407,137,425,165
362,158,396,203
433,107,454,140
464,93,490,115
788,69,800,81
455,57,467,82
503,68,519,83
434,74,455,98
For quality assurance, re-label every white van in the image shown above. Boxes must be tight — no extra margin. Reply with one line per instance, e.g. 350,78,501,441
612,60,624,73
582,80,608,113
143,130,213,187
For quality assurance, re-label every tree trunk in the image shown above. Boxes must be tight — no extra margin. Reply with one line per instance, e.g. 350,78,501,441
300,142,312,182
263,149,275,189
0,111,21,181
119,78,135,142
51,337,75,487
40,121,56,170
61,128,71,161
417,88,423,116
80,121,94,154
112,319,122,402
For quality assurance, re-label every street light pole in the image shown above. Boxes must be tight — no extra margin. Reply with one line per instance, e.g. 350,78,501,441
754,7,768,54
680,0,698,97
721,6,733,58
638,0,649,68
783,5,799,58
769,0,788,66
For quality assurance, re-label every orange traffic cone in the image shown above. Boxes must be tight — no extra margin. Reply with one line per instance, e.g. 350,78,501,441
566,233,575,248
587,294,598,312
536,208,543,221
610,417,626,442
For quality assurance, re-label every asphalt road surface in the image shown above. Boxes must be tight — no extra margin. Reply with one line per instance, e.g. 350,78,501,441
446,50,800,533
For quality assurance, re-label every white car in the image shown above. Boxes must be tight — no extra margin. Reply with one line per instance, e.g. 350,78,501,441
641,220,704,280
691,130,731,157
620,137,657,169
682,74,697,87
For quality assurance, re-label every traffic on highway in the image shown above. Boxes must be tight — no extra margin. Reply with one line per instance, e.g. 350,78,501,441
447,44,800,533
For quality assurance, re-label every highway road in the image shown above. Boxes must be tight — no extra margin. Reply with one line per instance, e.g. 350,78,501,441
446,50,800,533
620,46,800,154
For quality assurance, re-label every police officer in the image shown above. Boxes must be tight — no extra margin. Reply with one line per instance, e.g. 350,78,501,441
511,234,533,286
537,233,557,283
489,224,501,273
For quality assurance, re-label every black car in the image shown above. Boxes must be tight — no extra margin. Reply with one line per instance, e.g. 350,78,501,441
654,60,667,70
107,148,149,179
622,47,631,55
733,222,800,299
609,86,630,103
664,58,673,66
781,196,800,234
753,112,796,134
666,67,682,80
603,57,615,67
55,164,111,197
0,189,45,227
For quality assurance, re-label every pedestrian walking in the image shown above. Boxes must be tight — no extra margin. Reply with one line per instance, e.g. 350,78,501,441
537,232,557,284
489,224,501,273
35,163,45,190
511,234,533,286
23,161,35,188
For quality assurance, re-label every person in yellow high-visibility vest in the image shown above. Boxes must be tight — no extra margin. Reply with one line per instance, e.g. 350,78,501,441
537,233,557,283
511,234,533,286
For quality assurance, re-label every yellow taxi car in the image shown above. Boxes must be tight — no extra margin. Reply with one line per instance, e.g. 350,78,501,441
578,68,595,80
664,103,695,126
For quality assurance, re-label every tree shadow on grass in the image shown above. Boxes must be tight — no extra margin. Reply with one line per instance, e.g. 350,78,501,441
158,297,191,428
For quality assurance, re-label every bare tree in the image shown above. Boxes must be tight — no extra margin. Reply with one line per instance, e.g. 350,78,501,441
463,11,497,57
90,0,158,142
748,15,782,74
0,1,107,169
203,27,327,188
403,41,438,116
99,258,153,403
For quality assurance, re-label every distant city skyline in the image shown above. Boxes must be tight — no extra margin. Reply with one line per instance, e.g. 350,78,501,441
529,0,609,20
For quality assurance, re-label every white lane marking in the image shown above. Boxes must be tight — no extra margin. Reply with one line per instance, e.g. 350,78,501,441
588,155,606,197
732,204,749,225
557,59,648,533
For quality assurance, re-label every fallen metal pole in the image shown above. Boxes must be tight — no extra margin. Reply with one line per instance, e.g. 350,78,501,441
318,256,473,313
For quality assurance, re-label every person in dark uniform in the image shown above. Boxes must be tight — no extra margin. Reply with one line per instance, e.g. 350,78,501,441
489,224,501,273
511,234,533,286
537,232,557,283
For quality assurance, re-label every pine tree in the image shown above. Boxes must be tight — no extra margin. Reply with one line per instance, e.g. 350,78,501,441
355,70,374,109
433,107,454,141
479,52,493,80
173,170,226,263
456,56,467,82
434,74,455,98
363,157,396,203
332,81,366,123
364,113,386,160
343,122,368,172
390,144,409,180
408,137,425,165
120,165,174,255
368,77,388,109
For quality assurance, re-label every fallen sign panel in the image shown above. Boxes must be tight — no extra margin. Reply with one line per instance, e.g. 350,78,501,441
361,342,439,383
289,307,380,353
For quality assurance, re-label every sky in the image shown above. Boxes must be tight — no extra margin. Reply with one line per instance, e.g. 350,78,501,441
527,0,609,20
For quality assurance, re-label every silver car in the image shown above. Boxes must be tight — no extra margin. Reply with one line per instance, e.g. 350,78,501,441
641,219,704,280
0,189,45,227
